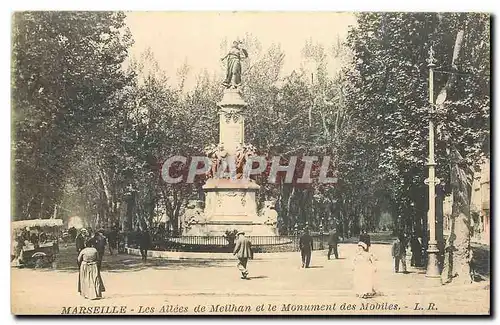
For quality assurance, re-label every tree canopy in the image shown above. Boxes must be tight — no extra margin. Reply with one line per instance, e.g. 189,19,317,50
12,12,490,283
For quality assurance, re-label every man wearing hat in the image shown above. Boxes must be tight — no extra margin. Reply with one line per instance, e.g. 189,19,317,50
391,235,407,273
233,231,253,279
139,227,151,262
327,228,339,260
89,229,107,271
75,228,89,267
299,227,314,268
75,228,89,254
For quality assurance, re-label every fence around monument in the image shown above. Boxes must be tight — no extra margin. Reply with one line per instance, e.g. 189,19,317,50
126,234,330,253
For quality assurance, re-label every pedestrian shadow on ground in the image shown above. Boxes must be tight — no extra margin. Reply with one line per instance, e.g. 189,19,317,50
247,275,268,280
394,271,418,275
307,266,324,269
108,258,231,273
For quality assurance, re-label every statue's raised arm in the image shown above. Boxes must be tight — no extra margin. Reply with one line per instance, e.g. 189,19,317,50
222,41,248,89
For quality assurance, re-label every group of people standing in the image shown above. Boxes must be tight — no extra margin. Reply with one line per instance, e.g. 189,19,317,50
74,226,120,299
74,226,152,300
391,234,424,273
11,226,58,267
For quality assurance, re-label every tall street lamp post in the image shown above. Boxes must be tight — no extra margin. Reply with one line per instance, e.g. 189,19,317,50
425,46,441,278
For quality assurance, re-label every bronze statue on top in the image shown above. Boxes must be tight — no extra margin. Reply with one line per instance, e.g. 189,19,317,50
221,40,248,89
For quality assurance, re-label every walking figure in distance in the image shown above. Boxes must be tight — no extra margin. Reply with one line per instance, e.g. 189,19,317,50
107,225,118,256
410,235,423,267
299,227,313,268
139,228,151,262
327,229,339,260
391,236,408,273
233,231,253,279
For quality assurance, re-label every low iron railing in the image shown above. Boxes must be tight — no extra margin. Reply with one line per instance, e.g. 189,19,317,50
126,234,330,253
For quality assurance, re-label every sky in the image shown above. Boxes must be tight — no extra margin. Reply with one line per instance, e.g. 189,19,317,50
125,12,357,89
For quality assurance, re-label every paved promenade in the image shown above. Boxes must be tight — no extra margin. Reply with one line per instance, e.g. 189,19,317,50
11,243,490,315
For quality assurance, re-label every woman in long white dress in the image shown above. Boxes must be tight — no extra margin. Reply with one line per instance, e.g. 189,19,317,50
352,241,376,298
77,241,105,300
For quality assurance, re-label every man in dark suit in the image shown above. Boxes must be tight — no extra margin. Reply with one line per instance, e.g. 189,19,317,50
75,228,89,255
410,235,423,267
327,229,339,260
391,236,407,273
359,229,371,251
139,228,151,262
90,230,107,270
107,226,118,256
233,231,253,279
299,228,314,268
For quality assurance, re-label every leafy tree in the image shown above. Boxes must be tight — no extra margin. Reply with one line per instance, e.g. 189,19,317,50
346,12,490,283
12,11,133,220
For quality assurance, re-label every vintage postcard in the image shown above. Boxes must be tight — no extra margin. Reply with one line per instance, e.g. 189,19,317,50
10,11,490,316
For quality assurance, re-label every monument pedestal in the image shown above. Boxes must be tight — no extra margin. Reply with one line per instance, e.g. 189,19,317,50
203,178,260,223
182,88,277,237
183,179,277,236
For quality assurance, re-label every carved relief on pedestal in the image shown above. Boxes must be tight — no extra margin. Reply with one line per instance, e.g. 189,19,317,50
219,109,244,156
221,110,242,124
205,189,257,220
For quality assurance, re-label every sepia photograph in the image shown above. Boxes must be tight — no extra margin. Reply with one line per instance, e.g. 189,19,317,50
10,10,491,316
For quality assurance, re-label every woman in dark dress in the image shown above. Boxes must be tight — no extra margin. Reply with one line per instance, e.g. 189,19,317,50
77,241,105,300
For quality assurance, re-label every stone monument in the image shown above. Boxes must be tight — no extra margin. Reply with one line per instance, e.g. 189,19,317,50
182,41,276,236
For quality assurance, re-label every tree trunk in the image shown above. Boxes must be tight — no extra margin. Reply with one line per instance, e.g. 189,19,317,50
442,147,474,284
125,192,136,231
98,167,113,228
172,188,181,235
435,18,471,284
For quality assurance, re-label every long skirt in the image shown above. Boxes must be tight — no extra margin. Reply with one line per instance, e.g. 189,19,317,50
78,261,105,300
353,262,375,297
